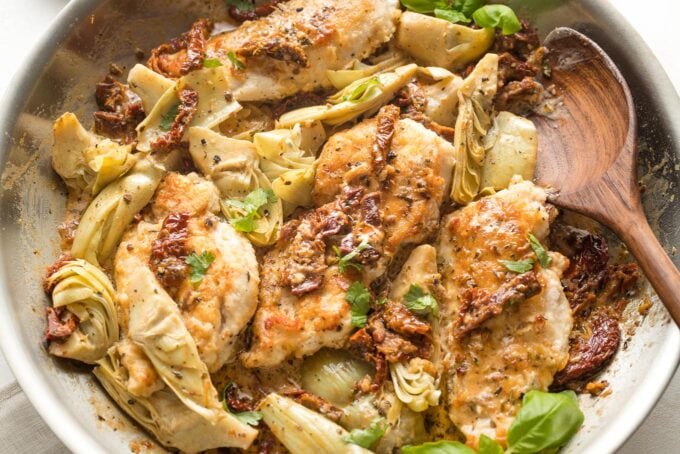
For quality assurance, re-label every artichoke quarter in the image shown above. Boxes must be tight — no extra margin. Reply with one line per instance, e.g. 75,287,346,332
45,258,118,364
71,158,163,267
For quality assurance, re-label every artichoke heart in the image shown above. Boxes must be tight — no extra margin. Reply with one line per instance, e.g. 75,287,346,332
259,393,372,454
253,123,324,210
46,258,118,364
52,112,136,194
481,111,538,191
397,11,494,70
418,67,464,128
94,342,258,452
71,159,163,267
327,54,407,89
136,66,242,152
450,53,499,205
187,127,283,246
127,63,174,113
277,64,418,127
390,358,441,413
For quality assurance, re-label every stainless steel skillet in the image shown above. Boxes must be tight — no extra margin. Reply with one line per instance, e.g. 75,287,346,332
0,1,678,452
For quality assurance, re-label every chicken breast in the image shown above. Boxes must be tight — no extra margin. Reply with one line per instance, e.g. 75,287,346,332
244,110,455,368
314,114,456,283
435,179,572,447
153,0,401,101
115,173,259,372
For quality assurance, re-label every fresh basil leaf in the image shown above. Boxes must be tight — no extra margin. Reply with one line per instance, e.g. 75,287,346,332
159,102,180,131
500,258,534,273
226,188,277,233
528,233,552,268
404,284,439,316
478,435,504,454
506,390,584,454
434,8,470,24
227,51,246,70
402,440,476,454
335,239,371,273
232,410,262,426
225,0,254,12
203,57,223,68
400,0,451,14
342,418,386,448
185,250,216,284
346,282,372,328
454,0,485,16
472,4,522,35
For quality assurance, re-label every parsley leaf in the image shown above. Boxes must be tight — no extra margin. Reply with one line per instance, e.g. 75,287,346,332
404,284,439,316
225,0,255,11
434,8,470,24
334,239,371,273
185,251,216,284
472,4,522,35
346,282,372,328
226,188,277,233
342,418,386,448
501,258,535,273
159,102,180,131
203,57,223,68
227,51,246,70
528,233,552,268
232,411,262,426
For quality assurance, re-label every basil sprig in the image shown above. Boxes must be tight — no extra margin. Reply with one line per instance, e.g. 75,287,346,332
400,0,521,35
401,391,583,453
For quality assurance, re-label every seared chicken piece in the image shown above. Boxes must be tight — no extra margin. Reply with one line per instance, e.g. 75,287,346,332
151,0,401,101
244,111,455,368
314,114,456,283
115,173,259,372
436,179,572,447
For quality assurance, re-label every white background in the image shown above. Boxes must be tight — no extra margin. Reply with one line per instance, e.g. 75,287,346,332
0,0,678,452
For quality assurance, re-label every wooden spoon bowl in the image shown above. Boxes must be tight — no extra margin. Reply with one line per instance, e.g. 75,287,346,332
532,27,680,324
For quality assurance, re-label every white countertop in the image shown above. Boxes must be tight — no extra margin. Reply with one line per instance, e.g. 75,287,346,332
0,0,678,452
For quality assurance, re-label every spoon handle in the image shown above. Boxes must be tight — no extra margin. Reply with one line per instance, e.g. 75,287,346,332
616,214,680,324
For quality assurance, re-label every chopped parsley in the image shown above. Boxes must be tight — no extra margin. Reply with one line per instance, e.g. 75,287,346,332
343,418,386,448
185,251,216,284
404,284,439,316
227,51,246,70
203,57,223,68
225,188,277,233
346,282,372,328
501,258,535,274
528,233,552,268
159,102,180,131
333,239,371,273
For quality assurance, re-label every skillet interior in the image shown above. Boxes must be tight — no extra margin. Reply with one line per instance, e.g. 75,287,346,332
0,1,678,452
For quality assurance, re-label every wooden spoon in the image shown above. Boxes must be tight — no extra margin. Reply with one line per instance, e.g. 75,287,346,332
532,27,680,324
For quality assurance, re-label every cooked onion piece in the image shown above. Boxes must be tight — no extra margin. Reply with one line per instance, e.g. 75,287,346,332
396,12,494,69
451,53,499,205
136,67,242,152
70,159,163,267
45,258,118,364
259,393,372,454
481,111,538,191
127,64,174,113
52,112,136,194
94,341,257,452
277,64,417,127
301,349,374,407
390,358,441,412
